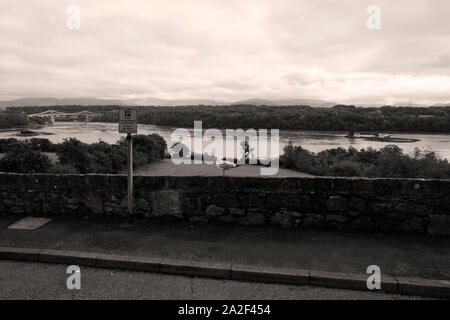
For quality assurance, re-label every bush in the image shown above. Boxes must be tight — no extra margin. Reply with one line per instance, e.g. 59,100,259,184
29,138,56,152
280,143,450,179
0,138,22,153
56,138,92,173
0,142,52,173
119,134,167,164
0,138,56,153
0,134,167,174
56,135,167,174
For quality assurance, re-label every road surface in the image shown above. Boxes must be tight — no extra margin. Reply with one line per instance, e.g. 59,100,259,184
0,261,426,300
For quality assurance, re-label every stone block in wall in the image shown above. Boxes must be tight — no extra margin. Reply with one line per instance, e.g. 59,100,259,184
84,193,104,215
135,198,151,216
108,175,127,195
0,202,7,214
248,193,266,208
135,176,167,191
349,179,374,194
302,213,324,227
180,193,200,217
239,209,267,226
213,193,240,208
85,174,109,189
270,212,293,228
190,216,209,223
26,202,41,215
399,217,425,234
373,179,402,196
349,196,366,211
238,177,269,190
393,202,430,217
206,205,225,216
280,179,300,190
428,215,450,236
197,193,214,211
3,198,16,207
324,179,352,195
66,175,87,192
326,196,348,211
266,193,301,210
278,208,302,218
229,207,246,216
299,179,322,197
218,215,239,224
326,214,347,223
367,201,390,214
207,176,232,192
104,203,114,214
432,198,450,215
302,194,324,211
400,180,435,196
151,191,182,218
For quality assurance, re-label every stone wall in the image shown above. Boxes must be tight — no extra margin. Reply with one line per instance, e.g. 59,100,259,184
0,173,449,236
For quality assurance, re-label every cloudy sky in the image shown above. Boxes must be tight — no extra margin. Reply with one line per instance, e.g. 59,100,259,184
0,0,449,105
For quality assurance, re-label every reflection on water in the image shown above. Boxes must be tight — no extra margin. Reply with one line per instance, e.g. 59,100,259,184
1,122,450,159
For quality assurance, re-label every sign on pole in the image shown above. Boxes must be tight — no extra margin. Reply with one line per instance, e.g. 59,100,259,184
119,109,137,134
119,108,137,222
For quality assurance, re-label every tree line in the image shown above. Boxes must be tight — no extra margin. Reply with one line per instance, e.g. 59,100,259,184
5,104,450,132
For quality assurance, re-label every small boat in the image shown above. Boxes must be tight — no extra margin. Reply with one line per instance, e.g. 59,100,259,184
374,133,391,139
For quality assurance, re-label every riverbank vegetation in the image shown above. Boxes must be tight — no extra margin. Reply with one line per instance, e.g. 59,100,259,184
9,104,450,133
0,135,167,174
1,136,450,179
0,112,28,129
280,144,450,179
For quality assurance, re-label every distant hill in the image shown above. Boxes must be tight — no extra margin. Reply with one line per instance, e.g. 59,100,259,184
7,97,448,108
0,98,125,107
232,98,336,107
433,103,450,107
0,97,227,107
128,97,226,106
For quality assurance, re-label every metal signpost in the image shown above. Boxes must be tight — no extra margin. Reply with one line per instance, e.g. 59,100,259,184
119,109,137,222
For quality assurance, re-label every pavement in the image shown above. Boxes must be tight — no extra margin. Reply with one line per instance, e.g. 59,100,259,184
0,260,426,300
0,214,449,298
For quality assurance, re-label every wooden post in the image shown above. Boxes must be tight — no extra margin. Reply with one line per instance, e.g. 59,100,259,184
127,133,134,222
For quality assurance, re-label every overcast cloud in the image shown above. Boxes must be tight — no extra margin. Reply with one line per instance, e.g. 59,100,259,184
0,0,449,104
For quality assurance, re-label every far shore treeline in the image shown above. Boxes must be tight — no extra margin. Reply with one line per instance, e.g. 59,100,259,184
3,104,450,132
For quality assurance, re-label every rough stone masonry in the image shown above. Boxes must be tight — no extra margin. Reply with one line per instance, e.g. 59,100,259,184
0,173,449,236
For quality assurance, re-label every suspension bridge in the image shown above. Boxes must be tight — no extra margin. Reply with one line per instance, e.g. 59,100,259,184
27,110,102,124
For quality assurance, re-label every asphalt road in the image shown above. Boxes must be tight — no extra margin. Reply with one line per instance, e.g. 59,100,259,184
0,261,426,300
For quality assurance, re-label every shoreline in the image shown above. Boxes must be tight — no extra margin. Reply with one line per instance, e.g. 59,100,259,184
3,121,450,136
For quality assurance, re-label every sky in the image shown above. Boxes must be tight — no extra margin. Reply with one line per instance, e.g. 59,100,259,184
0,0,449,105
